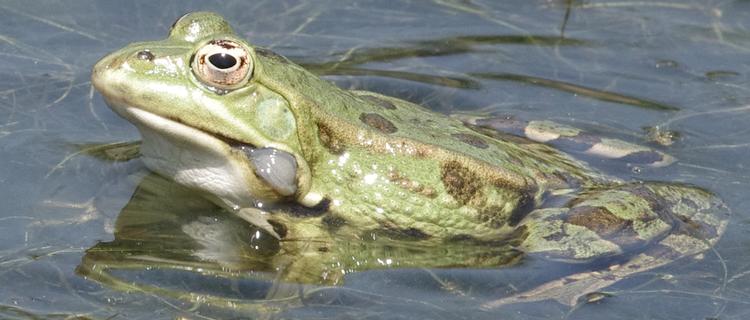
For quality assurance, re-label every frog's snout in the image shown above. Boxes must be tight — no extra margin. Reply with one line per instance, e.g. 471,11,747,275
92,45,155,104
91,50,124,95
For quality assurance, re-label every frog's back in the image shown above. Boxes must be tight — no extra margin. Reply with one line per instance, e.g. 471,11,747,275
329,89,599,185
254,48,601,186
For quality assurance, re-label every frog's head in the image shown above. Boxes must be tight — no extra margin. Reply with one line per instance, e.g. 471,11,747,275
92,12,321,210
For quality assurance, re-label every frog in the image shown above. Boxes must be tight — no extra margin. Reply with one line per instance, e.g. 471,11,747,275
90,12,729,306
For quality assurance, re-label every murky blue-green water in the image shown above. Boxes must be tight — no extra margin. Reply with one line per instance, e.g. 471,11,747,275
2,1,750,319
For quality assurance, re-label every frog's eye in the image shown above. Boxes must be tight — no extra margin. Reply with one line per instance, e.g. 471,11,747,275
192,39,253,91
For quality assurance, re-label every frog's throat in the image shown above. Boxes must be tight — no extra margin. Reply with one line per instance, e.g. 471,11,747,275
105,100,307,207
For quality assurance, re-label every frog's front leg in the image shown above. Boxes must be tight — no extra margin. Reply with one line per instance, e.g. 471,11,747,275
237,207,284,239
485,183,728,307
257,214,345,285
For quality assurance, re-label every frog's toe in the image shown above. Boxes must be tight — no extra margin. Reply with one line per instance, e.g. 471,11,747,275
464,116,675,167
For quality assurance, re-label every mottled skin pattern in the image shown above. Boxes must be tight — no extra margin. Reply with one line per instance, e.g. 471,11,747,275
91,12,729,306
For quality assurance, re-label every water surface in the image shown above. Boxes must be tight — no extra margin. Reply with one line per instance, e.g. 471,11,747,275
2,1,750,319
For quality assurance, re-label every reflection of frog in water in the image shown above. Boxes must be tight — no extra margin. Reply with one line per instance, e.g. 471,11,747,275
89,12,728,306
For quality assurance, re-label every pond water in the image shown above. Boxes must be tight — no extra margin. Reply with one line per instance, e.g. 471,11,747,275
2,0,750,319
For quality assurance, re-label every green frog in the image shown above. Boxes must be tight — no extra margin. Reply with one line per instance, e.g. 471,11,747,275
90,12,729,306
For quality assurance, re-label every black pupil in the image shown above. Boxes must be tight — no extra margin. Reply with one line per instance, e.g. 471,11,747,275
208,53,237,69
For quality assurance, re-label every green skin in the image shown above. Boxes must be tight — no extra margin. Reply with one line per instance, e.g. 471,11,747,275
91,12,729,306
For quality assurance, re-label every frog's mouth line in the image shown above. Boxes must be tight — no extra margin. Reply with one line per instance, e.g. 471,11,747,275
107,100,299,198
109,100,255,156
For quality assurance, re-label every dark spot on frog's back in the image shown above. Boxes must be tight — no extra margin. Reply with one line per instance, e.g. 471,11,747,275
359,113,398,134
317,122,345,154
357,94,397,110
452,133,489,149
440,160,482,204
